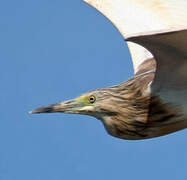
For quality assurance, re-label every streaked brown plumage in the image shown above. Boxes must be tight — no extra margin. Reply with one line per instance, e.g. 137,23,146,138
29,0,187,140
99,68,184,140
30,57,187,140
90,61,185,140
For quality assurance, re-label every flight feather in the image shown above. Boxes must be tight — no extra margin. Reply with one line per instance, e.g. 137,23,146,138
83,0,187,73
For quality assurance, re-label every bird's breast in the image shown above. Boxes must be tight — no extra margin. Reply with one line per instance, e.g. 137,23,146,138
101,94,187,140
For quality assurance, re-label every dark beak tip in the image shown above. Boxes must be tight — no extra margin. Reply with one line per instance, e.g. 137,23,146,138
28,110,33,114
28,110,38,114
28,104,59,114
28,101,72,115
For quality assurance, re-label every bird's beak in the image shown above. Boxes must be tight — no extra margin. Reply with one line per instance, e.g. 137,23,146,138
29,99,84,114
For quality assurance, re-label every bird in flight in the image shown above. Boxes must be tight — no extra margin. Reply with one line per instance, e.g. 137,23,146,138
30,0,187,140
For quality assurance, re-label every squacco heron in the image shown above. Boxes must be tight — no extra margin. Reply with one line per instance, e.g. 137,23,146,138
30,0,187,140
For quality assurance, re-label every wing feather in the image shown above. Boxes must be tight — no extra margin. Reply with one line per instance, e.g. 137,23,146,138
127,29,187,113
83,0,187,74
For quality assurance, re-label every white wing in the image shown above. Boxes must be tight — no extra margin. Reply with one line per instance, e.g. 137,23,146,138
126,28,187,118
83,0,187,74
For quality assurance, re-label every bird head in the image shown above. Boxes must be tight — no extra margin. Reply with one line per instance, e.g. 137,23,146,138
29,89,117,120
29,80,151,140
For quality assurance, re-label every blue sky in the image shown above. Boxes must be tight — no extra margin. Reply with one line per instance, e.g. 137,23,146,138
1,0,187,179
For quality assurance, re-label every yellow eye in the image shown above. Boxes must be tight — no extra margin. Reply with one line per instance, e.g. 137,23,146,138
89,95,96,103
